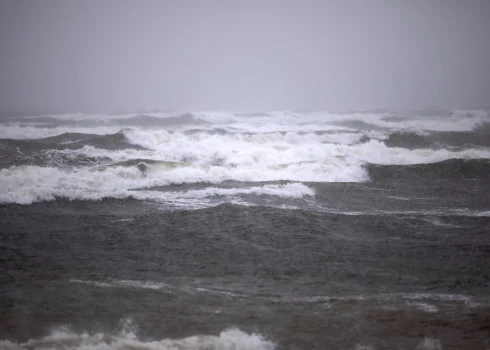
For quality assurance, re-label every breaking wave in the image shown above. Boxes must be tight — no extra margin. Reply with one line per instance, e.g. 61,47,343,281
0,162,315,205
0,321,275,350
1,109,490,205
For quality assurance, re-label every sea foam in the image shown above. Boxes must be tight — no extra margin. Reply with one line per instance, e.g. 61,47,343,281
0,322,275,350
0,164,316,205
2,110,490,205
2,134,490,204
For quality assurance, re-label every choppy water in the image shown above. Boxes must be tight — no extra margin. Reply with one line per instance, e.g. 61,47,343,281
1,110,489,349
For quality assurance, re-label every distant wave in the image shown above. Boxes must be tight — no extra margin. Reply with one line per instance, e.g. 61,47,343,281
2,109,488,139
385,130,490,150
366,159,490,182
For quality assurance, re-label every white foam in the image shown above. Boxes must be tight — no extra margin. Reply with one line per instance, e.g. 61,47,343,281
279,292,476,306
70,279,248,298
139,183,315,201
317,208,490,217
3,109,489,141
415,337,442,350
424,218,461,227
3,129,490,205
410,302,439,313
382,110,487,132
122,130,490,167
395,293,475,304
71,279,167,290
0,321,275,350
0,165,315,205
3,110,490,205
473,210,490,217
351,139,490,165
354,345,376,350
305,109,489,132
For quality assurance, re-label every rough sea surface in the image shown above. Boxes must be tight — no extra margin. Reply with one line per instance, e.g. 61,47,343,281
1,110,489,350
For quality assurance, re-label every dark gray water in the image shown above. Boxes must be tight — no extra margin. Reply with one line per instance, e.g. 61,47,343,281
1,110,490,349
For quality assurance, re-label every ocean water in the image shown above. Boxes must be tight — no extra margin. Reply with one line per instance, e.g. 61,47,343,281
0,110,489,350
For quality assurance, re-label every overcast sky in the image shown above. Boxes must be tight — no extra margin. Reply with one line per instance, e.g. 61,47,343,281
0,0,489,113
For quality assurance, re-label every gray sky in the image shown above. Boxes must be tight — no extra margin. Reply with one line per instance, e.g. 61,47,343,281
0,0,489,113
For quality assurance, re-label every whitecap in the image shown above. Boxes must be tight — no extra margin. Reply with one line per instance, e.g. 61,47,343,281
0,321,275,350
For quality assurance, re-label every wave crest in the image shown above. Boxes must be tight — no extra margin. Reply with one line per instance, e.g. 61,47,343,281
0,321,275,350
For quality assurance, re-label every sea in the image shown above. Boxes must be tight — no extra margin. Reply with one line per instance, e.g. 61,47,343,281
0,109,489,350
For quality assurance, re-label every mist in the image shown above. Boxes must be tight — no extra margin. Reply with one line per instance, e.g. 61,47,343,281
1,0,489,113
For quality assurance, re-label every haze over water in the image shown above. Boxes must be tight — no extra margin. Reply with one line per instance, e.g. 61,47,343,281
1,0,489,113
1,1,490,350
